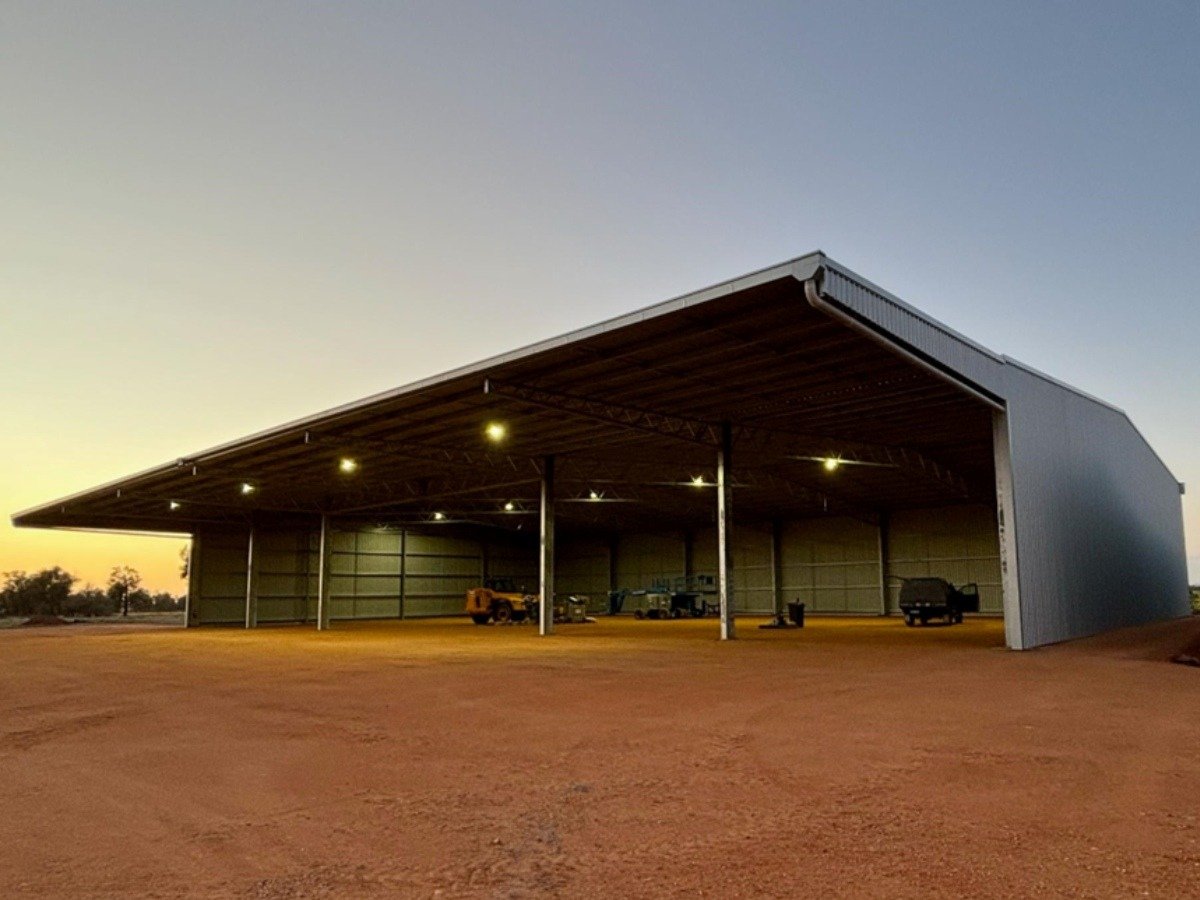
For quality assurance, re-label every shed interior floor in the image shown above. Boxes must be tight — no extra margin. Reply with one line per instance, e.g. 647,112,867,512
310,614,1008,648
3,615,1199,897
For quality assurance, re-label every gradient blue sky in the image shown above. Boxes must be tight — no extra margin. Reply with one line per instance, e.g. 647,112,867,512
2,1,1197,591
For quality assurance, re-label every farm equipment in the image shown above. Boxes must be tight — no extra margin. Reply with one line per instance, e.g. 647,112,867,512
465,577,537,624
897,577,980,626
629,591,673,619
667,574,720,618
553,596,593,624
623,575,721,620
666,590,713,618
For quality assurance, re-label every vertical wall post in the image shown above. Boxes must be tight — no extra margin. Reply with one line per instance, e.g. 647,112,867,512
992,411,1024,649
294,532,308,623
539,455,556,636
877,511,891,616
717,422,735,640
683,529,694,587
317,515,332,631
771,520,784,619
608,533,619,594
399,527,407,620
185,534,201,628
244,528,258,629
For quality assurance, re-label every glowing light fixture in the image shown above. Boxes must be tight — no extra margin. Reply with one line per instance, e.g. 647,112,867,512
432,511,445,521
168,500,181,511
823,457,841,472
589,490,600,501
504,501,515,512
240,482,256,495
485,422,507,442
339,457,358,474
691,475,706,487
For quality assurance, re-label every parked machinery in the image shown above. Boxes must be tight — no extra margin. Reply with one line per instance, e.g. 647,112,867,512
553,595,593,624
465,577,537,624
666,574,720,618
622,574,721,620
628,591,673,619
897,577,980,626
466,578,594,626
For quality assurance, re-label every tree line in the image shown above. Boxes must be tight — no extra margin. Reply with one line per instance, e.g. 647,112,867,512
0,565,185,618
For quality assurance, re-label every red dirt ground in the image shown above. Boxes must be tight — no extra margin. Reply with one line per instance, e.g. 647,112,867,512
2,615,1199,898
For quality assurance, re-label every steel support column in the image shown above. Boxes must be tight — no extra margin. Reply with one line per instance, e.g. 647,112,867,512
399,527,407,620
717,422,735,640
244,528,258,629
877,511,891,616
317,515,332,631
539,455,555,636
608,533,619,594
185,534,201,628
771,520,784,619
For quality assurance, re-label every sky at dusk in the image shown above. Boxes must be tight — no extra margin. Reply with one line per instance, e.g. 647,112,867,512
1,1,1197,593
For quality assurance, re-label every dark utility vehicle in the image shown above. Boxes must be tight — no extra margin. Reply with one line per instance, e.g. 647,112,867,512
898,577,980,626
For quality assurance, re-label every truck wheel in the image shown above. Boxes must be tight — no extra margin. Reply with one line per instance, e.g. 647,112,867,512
904,615,915,627
470,614,491,625
493,602,514,624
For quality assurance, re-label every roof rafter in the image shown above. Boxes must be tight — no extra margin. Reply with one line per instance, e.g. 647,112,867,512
484,378,972,498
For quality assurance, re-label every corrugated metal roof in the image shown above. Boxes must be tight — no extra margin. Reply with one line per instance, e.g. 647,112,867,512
9,251,1172,536
13,252,1004,533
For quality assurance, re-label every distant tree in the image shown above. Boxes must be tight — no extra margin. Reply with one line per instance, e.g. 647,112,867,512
0,571,30,616
0,568,77,617
148,591,184,612
106,566,142,618
63,586,116,618
0,571,27,616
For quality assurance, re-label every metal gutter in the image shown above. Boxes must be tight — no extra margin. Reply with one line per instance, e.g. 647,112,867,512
803,276,1005,412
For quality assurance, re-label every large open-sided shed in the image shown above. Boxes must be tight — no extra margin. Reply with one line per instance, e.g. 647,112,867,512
14,252,1189,648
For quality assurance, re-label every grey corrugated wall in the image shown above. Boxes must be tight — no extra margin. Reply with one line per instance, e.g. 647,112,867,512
818,260,1188,648
1001,363,1189,647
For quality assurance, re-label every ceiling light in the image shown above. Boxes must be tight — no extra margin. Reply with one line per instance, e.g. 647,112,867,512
240,482,256,495
589,490,600,501
691,476,706,487
168,501,181,511
432,511,445,521
823,457,841,472
504,501,515,512
485,422,507,442
339,457,358,474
